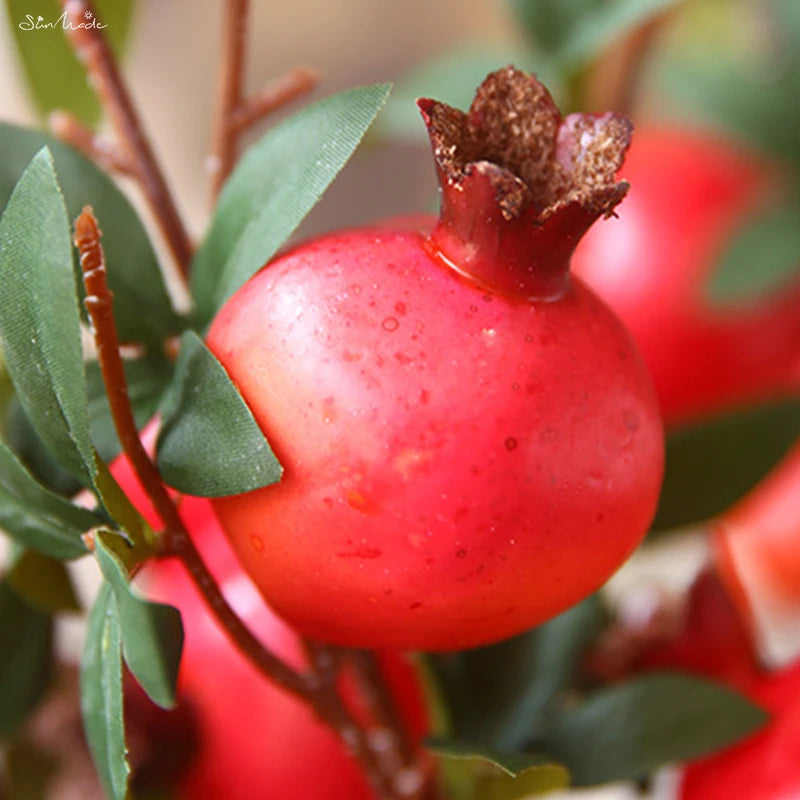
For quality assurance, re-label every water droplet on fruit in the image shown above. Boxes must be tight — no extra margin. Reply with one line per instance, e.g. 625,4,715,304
505,437,518,451
623,409,640,431
382,316,399,332
347,489,370,512
511,382,520,391
482,293,493,302
409,601,423,610
394,301,407,315
541,427,559,443
456,548,467,559
250,535,264,552
350,283,361,295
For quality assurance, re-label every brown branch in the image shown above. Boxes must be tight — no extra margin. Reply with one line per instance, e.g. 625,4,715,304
230,67,318,133
49,111,135,177
74,206,311,701
61,0,193,280
208,1,317,201
348,650,437,800
209,0,249,201
73,206,416,799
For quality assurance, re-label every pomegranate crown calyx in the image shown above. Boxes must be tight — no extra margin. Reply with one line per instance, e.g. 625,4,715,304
417,66,632,223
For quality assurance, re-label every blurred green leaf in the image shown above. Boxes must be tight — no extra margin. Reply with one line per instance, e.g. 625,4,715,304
85,356,173,463
431,596,603,751
0,147,94,484
5,395,84,497
0,123,182,347
375,47,553,142
4,0,134,126
81,584,129,800
509,0,679,72
7,548,81,612
0,438,96,559
191,83,392,323
653,397,800,531
95,532,182,710
428,739,569,797
706,199,800,304
4,739,58,800
545,673,767,785
0,580,52,736
5,355,171,498
156,330,283,497
655,6,800,171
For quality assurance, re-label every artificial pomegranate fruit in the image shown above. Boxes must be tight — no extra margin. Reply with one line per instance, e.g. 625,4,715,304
680,656,800,800
572,128,800,427
713,438,800,660
109,445,428,800
140,498,427,800
205,67,664,651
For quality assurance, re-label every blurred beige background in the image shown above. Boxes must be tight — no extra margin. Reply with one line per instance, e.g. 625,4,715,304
0,0,522,239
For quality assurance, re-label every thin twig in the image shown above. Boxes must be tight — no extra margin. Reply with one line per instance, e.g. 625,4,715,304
230,67,318,133
48,111,135,177
74,206,312,701
74,206,412,798
61,0,193,280
209,0,249,201
208,1,317,201
348,650,434,800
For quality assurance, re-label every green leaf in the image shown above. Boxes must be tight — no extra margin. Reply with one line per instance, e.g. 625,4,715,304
509,0,680,72
5,395,84,497
7,548,81,612
0,580,53,736
156,330,283,496
431,596,603,751
706,200,800,304
545,673,768,785
0,148,94,484
4,739,58,800
653,397,800,531
4,0,134,127
191,83,392,323
654,31,800,169
375,47,555,142
0,438,96,559
95,532,182,710
81,584,130,800
0,123,182,346
5,355,172,498
428,739,569,798
85,356,173,463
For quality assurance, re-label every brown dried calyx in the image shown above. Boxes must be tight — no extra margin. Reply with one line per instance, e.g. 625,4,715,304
419,66,632,221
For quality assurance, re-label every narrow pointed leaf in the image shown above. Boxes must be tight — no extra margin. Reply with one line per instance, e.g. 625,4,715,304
0,123,182,346
81,584,129,800
156,330,282,496
96,532,183,709
707,200,800,304
4,0,134,126
0,580,53,736
427,739,569,797
191,83,392,323
0,438,97,559
0,148,94,483
653,397,800,531
545,673,768,785
509,0,680,72
7,548,81,612
432,595,603,751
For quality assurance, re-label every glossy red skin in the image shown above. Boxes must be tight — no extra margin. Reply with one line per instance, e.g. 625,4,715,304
572,128,800,426
111,445,427,800
680,658,800,800
713,439,800,635
207,223,663,651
